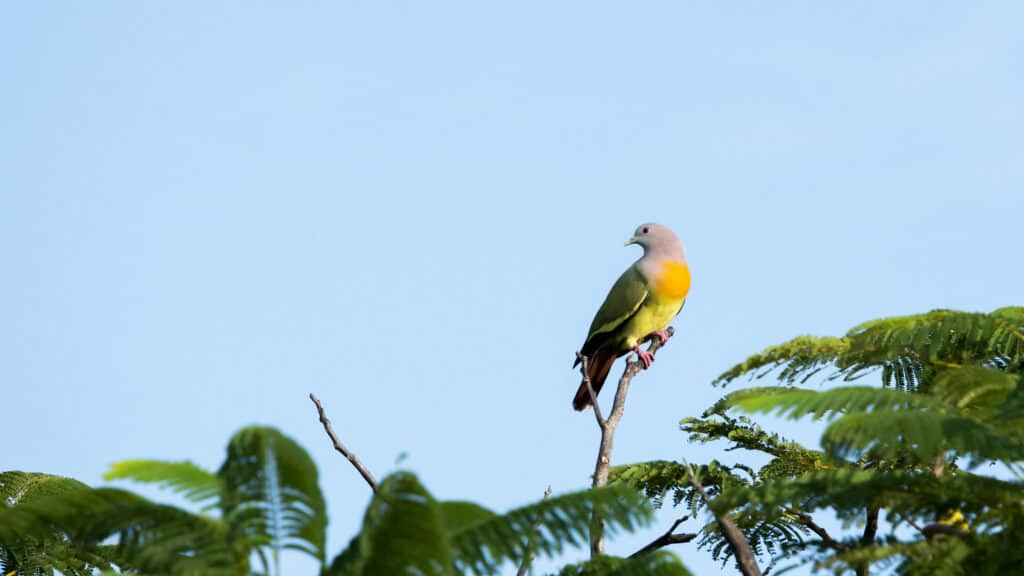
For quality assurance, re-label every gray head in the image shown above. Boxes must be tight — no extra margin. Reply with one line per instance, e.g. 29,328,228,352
624,223,685,260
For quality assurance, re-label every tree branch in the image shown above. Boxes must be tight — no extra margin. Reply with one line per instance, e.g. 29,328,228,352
629,516,697,558
583,327,674,558
685,463,762,576
576,353,606,429
854,506,879,576
309,393,378,492
786,508,844,552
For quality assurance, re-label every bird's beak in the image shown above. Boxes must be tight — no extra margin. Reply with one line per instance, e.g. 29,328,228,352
624,235,639,246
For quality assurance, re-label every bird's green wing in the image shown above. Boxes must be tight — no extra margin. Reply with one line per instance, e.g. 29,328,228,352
583,264,649,348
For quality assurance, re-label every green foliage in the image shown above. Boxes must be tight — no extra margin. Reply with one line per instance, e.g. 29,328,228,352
329,473,657,576
0,476,237,575
218,426,328,570
622,306,1024,574
4,426,328,576
555,551,692,575
105,460,221,509
0,472,113,576
11,305,1023,575
5,431,664,576
715,307,1024,391
328,472,451,576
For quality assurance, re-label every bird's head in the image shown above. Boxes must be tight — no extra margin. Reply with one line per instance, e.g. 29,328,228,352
625,223,686,260
625,223,671,248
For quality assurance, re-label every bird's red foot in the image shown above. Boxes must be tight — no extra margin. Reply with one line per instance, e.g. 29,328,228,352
634,346,654,369
652,329,671,345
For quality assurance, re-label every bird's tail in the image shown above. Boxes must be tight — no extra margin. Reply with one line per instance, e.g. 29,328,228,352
573,353,616,411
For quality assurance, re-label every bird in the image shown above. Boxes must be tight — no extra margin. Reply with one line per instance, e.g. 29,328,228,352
572,223,690,411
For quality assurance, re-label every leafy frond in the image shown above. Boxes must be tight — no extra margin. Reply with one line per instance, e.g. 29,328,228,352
328,472,452,576
330,472,656,576
930,367,1020,421
714,336,849,387
714,469,1024,521
724,386,941,421
448,484,654,574
555,551,692,575
715,308,1024,391
697,509,808,570
0,472,90,507
218,426,327,568
821,410,1023,464
0,481,238,575
104,460,221,509
610,459,754,520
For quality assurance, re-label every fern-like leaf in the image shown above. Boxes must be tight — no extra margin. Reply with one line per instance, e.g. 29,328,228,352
104,460,221,510
218,426,327,571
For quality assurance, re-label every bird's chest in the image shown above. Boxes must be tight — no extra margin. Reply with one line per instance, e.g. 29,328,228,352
651,261,691,300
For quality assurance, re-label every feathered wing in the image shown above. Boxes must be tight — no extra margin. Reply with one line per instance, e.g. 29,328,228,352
573,265,649,410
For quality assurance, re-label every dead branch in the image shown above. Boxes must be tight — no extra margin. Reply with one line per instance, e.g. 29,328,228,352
786,508,844,551
685,463,762,576
309,393,378,492
629,515,697,558
582,327,674,558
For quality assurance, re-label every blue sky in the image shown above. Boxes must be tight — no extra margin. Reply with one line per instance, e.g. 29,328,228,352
3,2,1022,574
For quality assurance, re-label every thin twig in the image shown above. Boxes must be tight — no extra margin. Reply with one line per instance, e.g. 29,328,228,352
786,508,844,551
309,393,378,492
585,328,674,558
685,463,762,576
516,485,553,576
576,353,606,429
629,515,697,558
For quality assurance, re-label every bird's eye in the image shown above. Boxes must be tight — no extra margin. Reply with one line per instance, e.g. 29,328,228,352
642,227,649,234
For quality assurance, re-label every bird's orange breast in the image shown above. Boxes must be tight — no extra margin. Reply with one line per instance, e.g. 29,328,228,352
653,261,691,300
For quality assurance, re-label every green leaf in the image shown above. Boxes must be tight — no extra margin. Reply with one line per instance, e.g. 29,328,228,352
104,460,221,509
448,484,655,575
329,471,453,576
556,551,692,575
823,410,1023,463
726,386,940,420
218,426,327,570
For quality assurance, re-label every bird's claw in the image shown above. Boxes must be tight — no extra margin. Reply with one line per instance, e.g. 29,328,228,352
652,329,671,345
634,346,654,369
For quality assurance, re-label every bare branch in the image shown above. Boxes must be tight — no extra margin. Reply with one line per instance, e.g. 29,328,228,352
685,463,762,576
516,486,553,576
629,515,697,558
854,507,880,576
588,328,674,558
309,393,378,492
786,508,844,552
576,353,606,429
861,507,879,545
921,522,969,540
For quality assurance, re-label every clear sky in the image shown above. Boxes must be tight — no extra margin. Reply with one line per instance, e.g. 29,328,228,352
3,2,1022,574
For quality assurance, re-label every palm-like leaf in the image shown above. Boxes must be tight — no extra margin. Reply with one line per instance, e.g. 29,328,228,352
556,551,692,575
105,460,221,510
716,308,1024,391
329,472,655,576
218,426,327,573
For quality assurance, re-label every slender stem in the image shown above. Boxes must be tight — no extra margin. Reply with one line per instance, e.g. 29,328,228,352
309,393,379,492
629,516,697,558
685,463,762,576
584,328,673,559
786,508,844,551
